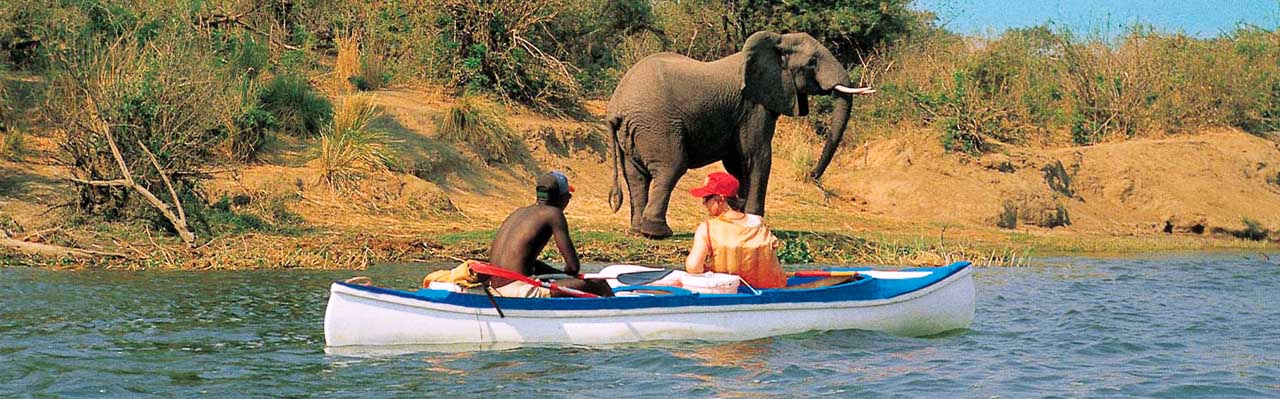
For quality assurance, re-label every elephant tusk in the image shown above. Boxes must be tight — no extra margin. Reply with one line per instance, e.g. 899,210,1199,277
834,84,876,95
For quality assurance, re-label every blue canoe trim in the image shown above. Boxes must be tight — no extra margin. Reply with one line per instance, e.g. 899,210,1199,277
335,261,971,311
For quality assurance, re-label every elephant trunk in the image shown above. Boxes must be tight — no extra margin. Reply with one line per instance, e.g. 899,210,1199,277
809,91,852,180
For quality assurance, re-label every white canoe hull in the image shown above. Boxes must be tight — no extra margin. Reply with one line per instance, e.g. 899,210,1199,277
324,266,975,347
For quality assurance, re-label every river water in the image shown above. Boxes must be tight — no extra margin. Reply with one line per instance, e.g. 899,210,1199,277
2,254,1278,398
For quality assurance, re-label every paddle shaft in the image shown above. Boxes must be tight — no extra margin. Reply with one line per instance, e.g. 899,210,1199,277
787,270,860,278
469,261,600,298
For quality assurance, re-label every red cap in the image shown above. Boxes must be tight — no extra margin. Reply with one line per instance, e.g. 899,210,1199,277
689,172,739,198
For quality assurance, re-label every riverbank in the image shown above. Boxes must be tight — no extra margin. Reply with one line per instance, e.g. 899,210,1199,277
2,88,1278,270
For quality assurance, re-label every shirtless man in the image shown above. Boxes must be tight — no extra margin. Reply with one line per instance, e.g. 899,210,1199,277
485,171,614,297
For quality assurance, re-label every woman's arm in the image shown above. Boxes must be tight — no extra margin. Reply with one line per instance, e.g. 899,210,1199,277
685,221,709,273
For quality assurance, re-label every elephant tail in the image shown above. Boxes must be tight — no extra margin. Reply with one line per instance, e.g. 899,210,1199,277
607,116,624,213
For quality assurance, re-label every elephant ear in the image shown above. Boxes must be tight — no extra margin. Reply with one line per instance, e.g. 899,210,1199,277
742,31,803,116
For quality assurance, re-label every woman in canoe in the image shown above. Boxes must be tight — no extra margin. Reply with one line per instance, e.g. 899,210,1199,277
684,172,787,289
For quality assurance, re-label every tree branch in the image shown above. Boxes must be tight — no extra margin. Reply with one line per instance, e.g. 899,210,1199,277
1,231,125,259
139,140,187,225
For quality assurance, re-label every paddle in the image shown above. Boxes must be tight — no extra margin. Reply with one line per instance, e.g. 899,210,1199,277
613,269,674,285
788,270,860,278
468,261,600,298
580,268,675,286
598,269,862,284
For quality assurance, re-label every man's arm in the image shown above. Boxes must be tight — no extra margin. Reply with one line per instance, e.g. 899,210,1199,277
531,259,563,276
549,210,581,276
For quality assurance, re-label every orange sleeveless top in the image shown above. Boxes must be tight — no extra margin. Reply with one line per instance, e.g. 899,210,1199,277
702,214,787,288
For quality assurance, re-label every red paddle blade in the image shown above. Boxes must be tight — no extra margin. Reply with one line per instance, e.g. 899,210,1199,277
468,261,599,298
467,262,527,281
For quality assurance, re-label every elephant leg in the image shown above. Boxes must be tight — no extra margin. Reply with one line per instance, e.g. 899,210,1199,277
621,156,650,230
743,153,772,216
722,156,747,198
735,110,778,216
724,154,769,216
638,165,687,238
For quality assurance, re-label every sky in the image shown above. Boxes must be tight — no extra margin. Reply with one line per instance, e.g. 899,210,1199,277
912,0,1280,37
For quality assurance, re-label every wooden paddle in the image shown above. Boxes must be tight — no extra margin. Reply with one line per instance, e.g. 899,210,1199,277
468,261,600,298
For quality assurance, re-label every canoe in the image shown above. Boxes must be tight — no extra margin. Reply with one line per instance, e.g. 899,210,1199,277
323,261,975,348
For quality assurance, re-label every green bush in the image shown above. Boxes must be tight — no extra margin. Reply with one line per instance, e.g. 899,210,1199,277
213,32,270,77
228,104,278,162
259,74,332,137
777,238,815,264
198,195,304,236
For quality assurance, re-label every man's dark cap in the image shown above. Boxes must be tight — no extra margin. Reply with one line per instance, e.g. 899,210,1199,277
536,171,574,200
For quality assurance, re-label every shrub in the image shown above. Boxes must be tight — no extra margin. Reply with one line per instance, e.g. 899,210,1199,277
0,66,10,131
997,201,1018,229
259,74,333,137
197,193,305,235
427,0,584,110
728,0,922,66
1041,160,1074,197
1041,203,1071,228
213,31,270,77
317,94,397,188
0,129,23,161
436,94,519,164
1060,29,1156,145
227,104,278,163
352,54,389,91
1232,218,1270,241
916,70,1024,154
45,22,235,220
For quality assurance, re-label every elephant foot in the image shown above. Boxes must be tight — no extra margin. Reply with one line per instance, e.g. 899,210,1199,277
633,220,673,239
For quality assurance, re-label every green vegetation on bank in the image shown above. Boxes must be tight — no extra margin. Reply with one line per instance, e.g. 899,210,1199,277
863,25,1280,151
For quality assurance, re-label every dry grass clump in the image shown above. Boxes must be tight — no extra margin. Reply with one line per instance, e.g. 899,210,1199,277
436,94,519,164
332,35,361,94
774,120,819,183
317,94,398,188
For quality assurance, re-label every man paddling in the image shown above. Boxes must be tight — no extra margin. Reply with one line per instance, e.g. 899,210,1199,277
484,171,613,297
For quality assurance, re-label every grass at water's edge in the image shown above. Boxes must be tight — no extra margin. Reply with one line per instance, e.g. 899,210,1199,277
3,223,1274,270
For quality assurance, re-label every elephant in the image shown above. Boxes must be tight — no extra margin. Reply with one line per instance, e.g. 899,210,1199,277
605,31,872,238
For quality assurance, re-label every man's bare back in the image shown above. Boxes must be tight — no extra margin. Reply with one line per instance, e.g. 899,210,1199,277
483,171,612,297
487,204,578,285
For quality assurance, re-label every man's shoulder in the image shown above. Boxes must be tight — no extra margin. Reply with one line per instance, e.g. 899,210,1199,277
510,204,564,220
